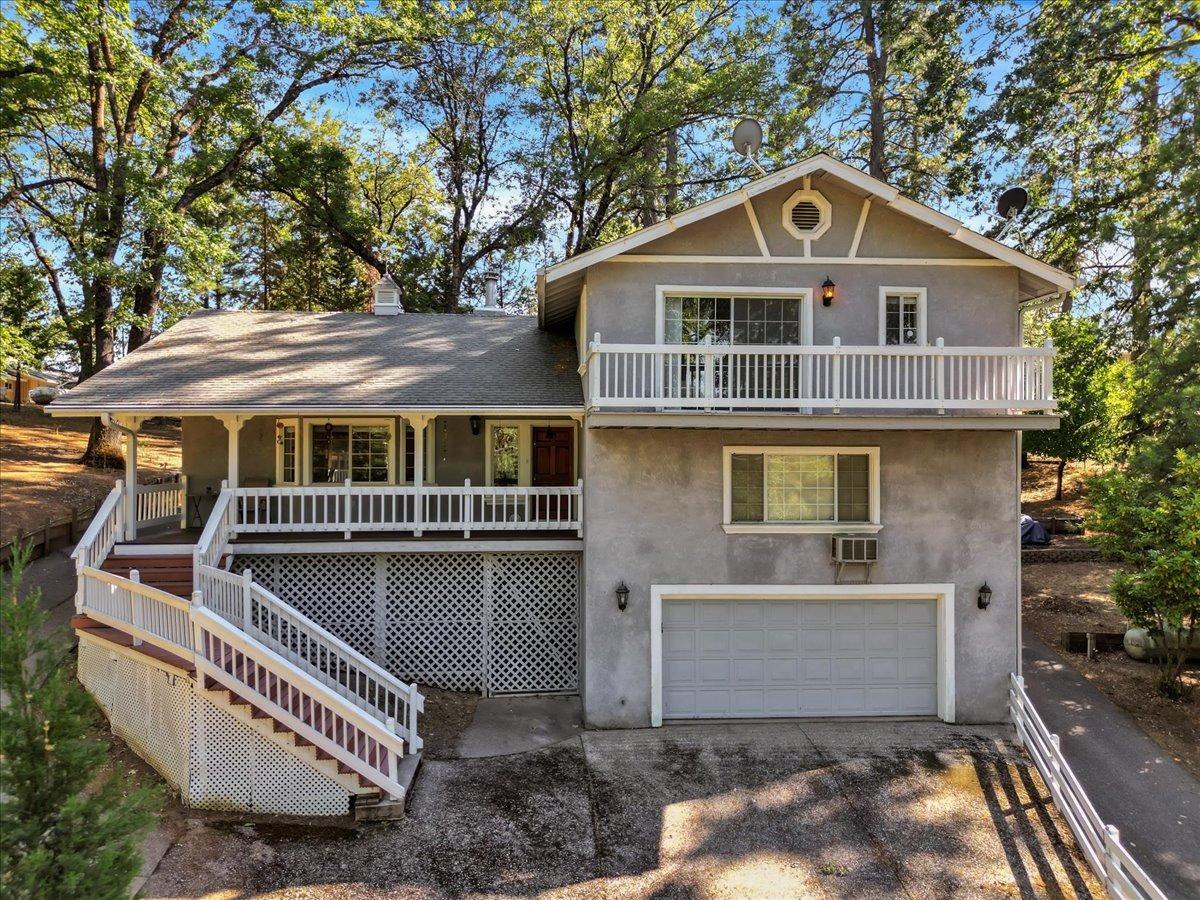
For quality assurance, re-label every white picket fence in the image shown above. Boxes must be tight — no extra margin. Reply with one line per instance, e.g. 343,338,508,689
1009,674,1167,900
136,478,186,528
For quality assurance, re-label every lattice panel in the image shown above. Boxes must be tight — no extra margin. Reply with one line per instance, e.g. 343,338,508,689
235,551,580,696
190,692,351,817
386,553,487,691
238,553,379,657
77,635,191,795
488,553,579,694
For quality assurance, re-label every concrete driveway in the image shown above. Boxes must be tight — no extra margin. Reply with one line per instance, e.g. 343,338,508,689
144,721,1101,899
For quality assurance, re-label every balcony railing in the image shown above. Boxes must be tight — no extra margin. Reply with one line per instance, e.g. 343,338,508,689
232,480,583,538
583,336,1056,414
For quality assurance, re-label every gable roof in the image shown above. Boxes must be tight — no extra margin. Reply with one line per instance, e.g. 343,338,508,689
537,153,1074,327
47,310,583,414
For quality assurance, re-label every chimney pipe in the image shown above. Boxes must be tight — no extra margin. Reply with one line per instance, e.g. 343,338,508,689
476,270,505,316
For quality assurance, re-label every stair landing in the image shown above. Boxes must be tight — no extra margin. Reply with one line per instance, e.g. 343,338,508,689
100,553,194,598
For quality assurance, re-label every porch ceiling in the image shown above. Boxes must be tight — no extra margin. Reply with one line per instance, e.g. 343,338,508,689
48,310,584,416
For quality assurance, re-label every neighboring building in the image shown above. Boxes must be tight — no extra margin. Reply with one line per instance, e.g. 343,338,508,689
3,366,66,407
50,154,1070,816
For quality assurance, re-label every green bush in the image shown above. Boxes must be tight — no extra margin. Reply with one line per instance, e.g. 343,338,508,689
1088,452,1200,699
0,547,159,900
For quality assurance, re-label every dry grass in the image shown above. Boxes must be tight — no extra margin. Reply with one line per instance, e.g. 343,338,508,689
1020,457,1107,520
0,405,181,541
1023,561,1200,780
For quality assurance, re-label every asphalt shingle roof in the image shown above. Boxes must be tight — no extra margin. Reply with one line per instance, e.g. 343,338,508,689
50,310,583,411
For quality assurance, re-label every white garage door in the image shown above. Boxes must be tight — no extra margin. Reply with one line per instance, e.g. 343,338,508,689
662,597,938,718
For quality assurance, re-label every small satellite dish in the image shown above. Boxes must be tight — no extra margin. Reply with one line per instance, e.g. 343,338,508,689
997,186,1029,221
732,118,764,159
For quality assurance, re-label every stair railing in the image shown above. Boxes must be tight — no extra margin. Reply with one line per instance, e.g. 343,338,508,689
77,566,192,658
71,483,126,609
193,483,234,580
196,562,423,752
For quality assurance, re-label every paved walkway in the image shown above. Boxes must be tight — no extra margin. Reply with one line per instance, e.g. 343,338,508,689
13,545,79,642
1023,637,1200,897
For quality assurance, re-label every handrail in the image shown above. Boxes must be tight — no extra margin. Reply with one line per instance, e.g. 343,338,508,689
194,485,234,574
193,605,408,799
79,566,192,657
586,335,1056,413
196,563,422,751
1009,674,1166,900
233,480,583,538
72,482,125,571
136,479,185,527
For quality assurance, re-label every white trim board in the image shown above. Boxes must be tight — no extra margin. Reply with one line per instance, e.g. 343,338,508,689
878,287,928,347
231,539,584,554
648,582,957,727
584,412,1062,431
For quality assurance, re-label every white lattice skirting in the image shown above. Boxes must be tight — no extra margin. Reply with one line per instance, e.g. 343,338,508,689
78,633,356,817
235,552,580,695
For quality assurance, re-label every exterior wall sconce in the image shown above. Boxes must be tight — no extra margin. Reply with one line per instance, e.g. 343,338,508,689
470,415,482,436
977,582,992,610
615,581,629,611
821,277,836,307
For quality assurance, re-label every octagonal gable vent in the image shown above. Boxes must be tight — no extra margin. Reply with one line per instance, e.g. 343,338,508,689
782,189,831,241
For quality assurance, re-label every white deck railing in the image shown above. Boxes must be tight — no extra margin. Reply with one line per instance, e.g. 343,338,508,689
233,480,584,538
1009,674,1166,900
72,483,125,578
584,336,1056,413
196,563,423,752
136,478,186,528
194,484,235,573
78,566,193,658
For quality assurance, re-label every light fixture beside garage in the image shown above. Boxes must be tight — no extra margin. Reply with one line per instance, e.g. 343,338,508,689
615,581,629,611
977,582,992,610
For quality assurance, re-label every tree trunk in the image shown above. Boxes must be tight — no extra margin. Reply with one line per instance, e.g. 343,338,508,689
664,129,679,216
861,0,888,181
1128,72,1160,358
82,418,125,469
1055,459,1066,501
127,228,168,352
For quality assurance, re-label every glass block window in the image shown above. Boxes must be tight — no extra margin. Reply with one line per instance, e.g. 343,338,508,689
885,293,922,345
729,449,875,525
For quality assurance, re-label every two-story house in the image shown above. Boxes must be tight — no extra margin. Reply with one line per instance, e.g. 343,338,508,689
50,154,1070,817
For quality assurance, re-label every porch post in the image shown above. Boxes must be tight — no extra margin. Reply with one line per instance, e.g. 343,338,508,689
407,414,431,536
124,427,138,540
218,415,248,490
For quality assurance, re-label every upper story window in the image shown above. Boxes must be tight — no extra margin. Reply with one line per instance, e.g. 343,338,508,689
661,290,810,346
879,288,927,346
723,446,880,534
781,189,831,241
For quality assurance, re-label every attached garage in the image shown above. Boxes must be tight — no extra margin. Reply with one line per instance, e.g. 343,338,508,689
651,584,955,724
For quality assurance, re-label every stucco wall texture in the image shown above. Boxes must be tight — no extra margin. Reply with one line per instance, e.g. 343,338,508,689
581,427,1020,728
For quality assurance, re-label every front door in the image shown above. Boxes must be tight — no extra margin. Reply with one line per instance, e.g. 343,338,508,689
532,427,574,486
532,427,574,524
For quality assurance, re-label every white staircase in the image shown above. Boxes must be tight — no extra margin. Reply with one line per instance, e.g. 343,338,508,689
71,483,423,816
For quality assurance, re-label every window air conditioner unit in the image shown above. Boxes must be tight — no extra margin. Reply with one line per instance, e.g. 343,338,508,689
831,535,877,583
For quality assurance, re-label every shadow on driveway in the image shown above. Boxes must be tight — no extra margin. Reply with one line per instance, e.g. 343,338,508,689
143,720,1102,898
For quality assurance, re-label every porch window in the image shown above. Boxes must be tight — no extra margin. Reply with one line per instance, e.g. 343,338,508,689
491,425,519,486
724,446,879,532
309,422,393,484
879,288,926,346
275,420,298,485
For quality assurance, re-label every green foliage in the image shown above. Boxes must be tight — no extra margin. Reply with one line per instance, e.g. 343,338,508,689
0,261,65,369
1088,453,1200,698
0,547,159,899
1023,313,1127,471
1122,316,1200,481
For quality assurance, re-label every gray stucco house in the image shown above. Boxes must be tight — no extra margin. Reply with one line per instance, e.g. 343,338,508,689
52,154,1070,816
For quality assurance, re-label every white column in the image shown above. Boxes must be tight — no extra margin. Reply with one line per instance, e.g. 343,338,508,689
407,415,430,536
219,415,247,490
124,427,138,540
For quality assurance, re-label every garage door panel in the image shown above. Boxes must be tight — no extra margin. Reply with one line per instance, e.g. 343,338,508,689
663,597,938,719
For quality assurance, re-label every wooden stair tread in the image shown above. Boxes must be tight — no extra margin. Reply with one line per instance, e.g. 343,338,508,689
74,619,196,673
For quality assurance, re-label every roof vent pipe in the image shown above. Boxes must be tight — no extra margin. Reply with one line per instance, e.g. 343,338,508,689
373,273,402,316
476,270,505,316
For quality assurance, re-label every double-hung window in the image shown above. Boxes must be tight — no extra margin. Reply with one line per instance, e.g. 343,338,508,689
879,288,927,346
723,446,880,533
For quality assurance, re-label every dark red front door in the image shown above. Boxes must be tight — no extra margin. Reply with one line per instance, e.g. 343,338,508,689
532,427,574,486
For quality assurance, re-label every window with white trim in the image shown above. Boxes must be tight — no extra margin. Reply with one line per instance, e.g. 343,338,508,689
879,288,926,346
275,419,298,485
724,447,879,531
307,421,394,484
663,295,805,346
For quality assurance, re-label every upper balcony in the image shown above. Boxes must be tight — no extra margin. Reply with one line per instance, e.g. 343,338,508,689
581,336,1056,417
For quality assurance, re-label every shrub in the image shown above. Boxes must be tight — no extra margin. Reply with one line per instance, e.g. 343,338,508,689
0,547,159,899
1088,452,1200,699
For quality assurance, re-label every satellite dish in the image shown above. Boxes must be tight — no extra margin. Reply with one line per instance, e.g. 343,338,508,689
732,118,764,159
997,186,1029,221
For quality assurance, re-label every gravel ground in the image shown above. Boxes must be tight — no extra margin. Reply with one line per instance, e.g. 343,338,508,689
142,721,1102,899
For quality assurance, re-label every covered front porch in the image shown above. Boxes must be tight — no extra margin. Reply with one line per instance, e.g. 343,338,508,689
108,411,583,546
